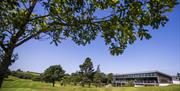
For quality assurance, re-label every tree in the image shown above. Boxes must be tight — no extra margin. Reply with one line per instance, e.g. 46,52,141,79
61,75,71,86
79,57,94,87
0,0,178,87
107,73,113,84
42,65,65,87
93,65,102,87
16,69,23,72
70,71,81,86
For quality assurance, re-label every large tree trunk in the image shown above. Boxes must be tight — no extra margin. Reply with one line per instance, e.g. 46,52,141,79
0,49,14,88
0,63,9,88
52,81,55,87
0,77,3,88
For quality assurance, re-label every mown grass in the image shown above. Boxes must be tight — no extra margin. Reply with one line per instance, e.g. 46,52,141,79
1,76,180,91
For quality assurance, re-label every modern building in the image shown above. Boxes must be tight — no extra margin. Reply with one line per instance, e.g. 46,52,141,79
172,75,180,84
112,71,172,87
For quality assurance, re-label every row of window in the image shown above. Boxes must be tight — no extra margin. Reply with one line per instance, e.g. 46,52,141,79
114,80,158,83
115,73,156,78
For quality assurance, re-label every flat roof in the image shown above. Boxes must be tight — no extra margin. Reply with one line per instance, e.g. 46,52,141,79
114,71,172,78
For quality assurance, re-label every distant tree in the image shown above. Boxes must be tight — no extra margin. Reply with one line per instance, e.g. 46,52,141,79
71,71,81,86
17,69,23,72
0,0,178,87
79,57,94,87
42,65,65,87
61,75,71,86
107,73,113,84
64,73,70,76
32,75,41,81
126,80,134,87
11,70,34,80
100,73,108,85
93,65,102,87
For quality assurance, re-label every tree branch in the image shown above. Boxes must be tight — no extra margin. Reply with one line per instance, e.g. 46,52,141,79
22,1,28,10
11,0,38,46
15,30,43,47
30,14,50,21
0,41,7,51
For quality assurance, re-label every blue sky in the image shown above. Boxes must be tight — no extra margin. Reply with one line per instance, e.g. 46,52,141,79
10,4,180,75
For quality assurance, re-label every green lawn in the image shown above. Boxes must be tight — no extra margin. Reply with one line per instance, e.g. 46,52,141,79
1,76,180,91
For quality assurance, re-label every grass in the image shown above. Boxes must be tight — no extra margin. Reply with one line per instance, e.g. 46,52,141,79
1,76,180,91
15,71,40,77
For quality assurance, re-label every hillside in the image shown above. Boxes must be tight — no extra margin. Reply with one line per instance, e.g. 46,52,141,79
1,76,180,91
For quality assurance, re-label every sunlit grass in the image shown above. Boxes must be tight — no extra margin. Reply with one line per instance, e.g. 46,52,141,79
1,76,180,91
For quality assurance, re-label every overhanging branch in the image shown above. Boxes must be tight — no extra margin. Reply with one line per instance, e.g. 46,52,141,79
30,14,50,21
15,30,43,47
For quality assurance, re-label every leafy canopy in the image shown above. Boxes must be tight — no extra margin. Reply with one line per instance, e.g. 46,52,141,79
0,0,178,56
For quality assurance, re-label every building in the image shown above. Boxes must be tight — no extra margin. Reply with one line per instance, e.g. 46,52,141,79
172,75,180,84
112,71,172,87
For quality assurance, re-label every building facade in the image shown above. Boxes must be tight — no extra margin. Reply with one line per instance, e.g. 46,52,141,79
112,71,172,87
172,76,180,84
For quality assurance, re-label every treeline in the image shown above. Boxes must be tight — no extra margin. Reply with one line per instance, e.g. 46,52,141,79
10,57,113,87
11,69,41,81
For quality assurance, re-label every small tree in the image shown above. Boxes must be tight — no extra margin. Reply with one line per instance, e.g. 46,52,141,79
125,80,134,87
79,57,94,87
42,65,65,87
93,65,102,87
107,73,113,84
16,69,23,72
71,71,81,86
61,76,71,86
100,73,108,85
